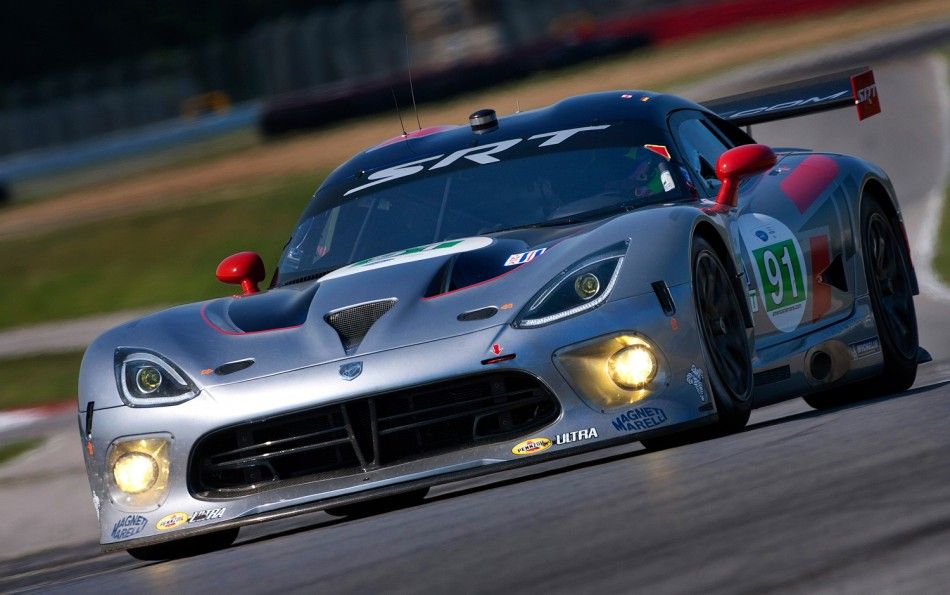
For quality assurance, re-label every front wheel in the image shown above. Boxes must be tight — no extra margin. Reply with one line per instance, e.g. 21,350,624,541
642,237,752,449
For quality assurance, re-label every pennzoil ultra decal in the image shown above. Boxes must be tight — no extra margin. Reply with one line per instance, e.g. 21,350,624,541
156,512,189,531
512,437,552,455
555,427,598,445
739,214,808,333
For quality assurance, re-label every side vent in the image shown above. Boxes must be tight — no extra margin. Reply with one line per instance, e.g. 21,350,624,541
651,281,676,316
325,298,397,352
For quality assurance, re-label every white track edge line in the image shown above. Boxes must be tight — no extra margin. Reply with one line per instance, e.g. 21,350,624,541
913,53,950,304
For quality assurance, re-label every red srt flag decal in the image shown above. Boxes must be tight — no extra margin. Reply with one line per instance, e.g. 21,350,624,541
851,70,881,121
780,155,839,214
643,144,671,160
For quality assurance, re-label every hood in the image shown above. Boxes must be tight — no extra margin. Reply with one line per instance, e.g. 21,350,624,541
86,200,706,399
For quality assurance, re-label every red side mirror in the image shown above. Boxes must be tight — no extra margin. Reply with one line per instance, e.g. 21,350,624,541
216,252,265,295
715,144,777,207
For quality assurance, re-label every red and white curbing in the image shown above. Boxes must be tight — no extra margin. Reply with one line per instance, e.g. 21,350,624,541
0,401,74,434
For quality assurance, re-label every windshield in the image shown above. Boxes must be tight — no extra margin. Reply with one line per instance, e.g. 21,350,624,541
277,121,685,285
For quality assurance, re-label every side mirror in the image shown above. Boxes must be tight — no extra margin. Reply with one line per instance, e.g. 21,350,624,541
715,144,777,207
216,252,265,295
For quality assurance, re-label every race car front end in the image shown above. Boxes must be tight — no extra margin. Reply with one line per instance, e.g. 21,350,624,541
79,221,719,552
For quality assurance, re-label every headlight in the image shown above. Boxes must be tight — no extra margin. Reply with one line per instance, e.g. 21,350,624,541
554,333,667,412
107,435,171,509
514,241,628,328
114,348,199,407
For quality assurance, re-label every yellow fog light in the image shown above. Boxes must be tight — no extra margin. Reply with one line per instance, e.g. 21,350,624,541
135,366,162,393
574,273,601,300
113,452,159,494
554,333,667,411
107,435,171,509
608,345,657,389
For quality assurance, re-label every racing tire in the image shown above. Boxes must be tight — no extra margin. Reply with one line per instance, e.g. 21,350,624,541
804,198,918,410
642,237,753,449
324,487,429,518
126,527,240,561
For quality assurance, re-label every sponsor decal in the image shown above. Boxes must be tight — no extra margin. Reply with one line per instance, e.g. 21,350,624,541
621,93,633,99
555,427,598,446
319,236,492,282
512,437,552,455
500,303,514,310
505,247,547,267
850,70,881,120
156,512,189,531
660,170,675,192
669,317,679,331
720,90,850,121
747,289,759,314
739,214,808,333
112,514,148,539
344,125,611,196
686,365,706,402
339,361,363,381
643,144,671,160
612,407,668,432
200,368,214,376
188,507,226,524
491,343,503,355
849,337,881,359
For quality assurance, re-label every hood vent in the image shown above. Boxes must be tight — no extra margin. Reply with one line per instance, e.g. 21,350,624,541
325,298,397,352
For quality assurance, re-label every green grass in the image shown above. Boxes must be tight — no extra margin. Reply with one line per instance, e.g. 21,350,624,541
0,352,84,408
0,173,319,329
0,438,45,465
934,183,950,284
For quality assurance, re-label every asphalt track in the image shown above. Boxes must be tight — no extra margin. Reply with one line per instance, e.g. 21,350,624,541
4,50,950,594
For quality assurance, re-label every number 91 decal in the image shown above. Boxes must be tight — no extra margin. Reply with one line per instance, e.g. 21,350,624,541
739,214,808,333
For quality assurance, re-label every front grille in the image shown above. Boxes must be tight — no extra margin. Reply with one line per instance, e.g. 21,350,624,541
190,372,560,498
325,299,396,351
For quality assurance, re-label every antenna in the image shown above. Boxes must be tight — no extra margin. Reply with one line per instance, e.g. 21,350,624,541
405,34,422,130
391,88,407,136
515,99,521,113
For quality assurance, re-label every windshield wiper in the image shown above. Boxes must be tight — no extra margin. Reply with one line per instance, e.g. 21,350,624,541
279,267,338,287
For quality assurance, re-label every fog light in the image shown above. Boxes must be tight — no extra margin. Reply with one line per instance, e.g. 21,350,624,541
574,273,601,300
107,435,171,509
608,345,657,389
113,452,159,494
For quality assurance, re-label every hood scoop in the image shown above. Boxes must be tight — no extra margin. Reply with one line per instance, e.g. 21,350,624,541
325,298,397,352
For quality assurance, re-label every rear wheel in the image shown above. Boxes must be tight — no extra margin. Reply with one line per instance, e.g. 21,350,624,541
804,198,918,410
325,488,429,518
127,527,239,561
642,237,752,449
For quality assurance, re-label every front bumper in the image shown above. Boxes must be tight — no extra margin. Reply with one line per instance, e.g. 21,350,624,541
84,284,714,549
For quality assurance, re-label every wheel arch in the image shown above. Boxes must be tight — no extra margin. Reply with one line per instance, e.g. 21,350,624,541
692,220,754,329
859,175,919,294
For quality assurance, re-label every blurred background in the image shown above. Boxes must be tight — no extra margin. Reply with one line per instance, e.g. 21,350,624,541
0,0,948,564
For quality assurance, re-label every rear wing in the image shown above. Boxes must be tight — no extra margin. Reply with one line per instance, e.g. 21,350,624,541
702,68,881,127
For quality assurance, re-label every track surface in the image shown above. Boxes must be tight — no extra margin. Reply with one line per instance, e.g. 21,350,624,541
5,53,949,594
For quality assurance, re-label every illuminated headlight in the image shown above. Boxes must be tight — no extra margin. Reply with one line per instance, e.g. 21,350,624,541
554,333,667,411
608,345,657,389
514,241,628,328
107,436,171,509
114,348,199,407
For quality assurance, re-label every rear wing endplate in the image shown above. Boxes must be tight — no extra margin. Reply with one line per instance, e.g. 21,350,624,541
703,68,881,126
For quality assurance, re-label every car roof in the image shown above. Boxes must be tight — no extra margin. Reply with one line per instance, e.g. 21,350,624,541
321,90,705,188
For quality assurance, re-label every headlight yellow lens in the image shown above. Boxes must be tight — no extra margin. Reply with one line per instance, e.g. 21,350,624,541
574,273,601,300
135,366,162,393
113,452,159,494
608,345,657,389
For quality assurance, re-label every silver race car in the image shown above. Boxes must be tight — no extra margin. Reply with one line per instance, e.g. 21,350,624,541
79,68,925,559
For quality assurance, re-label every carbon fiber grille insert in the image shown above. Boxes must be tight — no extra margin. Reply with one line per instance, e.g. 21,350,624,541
325,299,396,351
189,372,560,498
